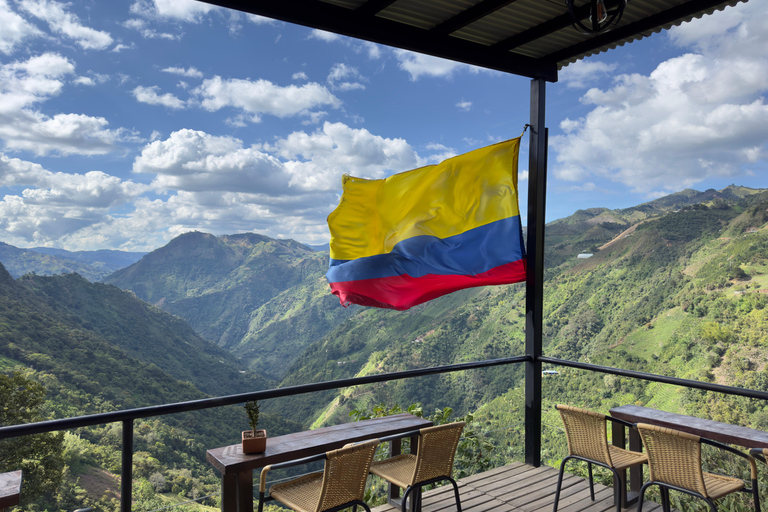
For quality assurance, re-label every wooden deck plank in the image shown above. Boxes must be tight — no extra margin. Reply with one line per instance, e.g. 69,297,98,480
370,463,674,512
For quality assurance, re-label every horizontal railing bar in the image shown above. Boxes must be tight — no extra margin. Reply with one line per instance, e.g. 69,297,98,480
0,356,530,439
540,356,768,401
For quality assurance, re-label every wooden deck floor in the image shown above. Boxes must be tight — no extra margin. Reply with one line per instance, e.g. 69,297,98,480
372,462,669,512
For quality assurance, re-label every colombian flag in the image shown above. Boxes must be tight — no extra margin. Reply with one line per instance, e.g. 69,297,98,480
326,136,526,311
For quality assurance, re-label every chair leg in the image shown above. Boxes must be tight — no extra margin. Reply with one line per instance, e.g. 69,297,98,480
402,486,415,512
611,470,621,512
447,477,462,512
704,497,718,512
553,457,570,512
661,487,671,512
637,482,653,512
588,462,595,501
753,479,761,512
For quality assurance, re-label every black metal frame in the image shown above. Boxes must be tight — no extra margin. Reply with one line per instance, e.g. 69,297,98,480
637,438,761,512
552,413,640,512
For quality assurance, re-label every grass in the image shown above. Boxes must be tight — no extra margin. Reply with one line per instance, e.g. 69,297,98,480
623,307,691,360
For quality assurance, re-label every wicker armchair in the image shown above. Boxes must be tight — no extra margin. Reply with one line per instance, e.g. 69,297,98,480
553,404,648,512
370,421,465,512
637,423,760,512
258,439,380,512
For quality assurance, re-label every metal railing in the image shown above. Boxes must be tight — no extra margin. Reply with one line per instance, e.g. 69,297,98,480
3,353,768,511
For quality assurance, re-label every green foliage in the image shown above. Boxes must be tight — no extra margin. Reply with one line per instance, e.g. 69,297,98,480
0,370,65,504
244,401,260,431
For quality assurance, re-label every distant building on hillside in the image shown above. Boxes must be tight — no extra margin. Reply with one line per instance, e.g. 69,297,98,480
746,228,758,234
577,253,593,259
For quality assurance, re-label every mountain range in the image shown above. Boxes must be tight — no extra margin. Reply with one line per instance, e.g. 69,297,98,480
1,184,767,509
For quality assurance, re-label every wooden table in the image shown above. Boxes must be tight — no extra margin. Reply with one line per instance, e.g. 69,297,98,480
207,413,433,512
609,404,768,504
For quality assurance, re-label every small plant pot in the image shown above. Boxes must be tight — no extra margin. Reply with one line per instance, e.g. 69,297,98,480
242,429,267,454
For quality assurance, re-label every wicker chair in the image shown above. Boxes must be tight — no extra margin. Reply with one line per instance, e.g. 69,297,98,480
553,404,648,512
370,421,465,512
637,423,760,512
258,439,380,512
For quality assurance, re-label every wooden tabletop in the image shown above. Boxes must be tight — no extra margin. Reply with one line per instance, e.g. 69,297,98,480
207,413,433,475
0,470,21,509
610,404,768,448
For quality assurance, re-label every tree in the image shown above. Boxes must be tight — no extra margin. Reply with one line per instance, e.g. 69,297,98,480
0,370,65,503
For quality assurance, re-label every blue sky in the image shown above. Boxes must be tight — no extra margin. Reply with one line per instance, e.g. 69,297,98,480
0,0,766,251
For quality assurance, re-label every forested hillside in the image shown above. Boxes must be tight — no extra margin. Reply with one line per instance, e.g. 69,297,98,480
104,231,357,379
0,263,295,510
0,242,143,281
3,185,768,511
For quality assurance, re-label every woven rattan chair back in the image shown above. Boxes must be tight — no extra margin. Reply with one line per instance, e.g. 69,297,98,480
637,423,708,497
316,439,380,512
411,422,465,485
557,404,612,466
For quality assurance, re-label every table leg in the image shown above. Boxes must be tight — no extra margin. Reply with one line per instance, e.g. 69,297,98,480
628,428,643,495
388,438,402,507
236,470,255,512
611,422,632,508
221,473,237,512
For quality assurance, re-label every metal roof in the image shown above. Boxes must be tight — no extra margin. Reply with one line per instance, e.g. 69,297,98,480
197,0,747,82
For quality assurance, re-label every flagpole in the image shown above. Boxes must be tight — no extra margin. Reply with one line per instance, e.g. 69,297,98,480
525,76,547,467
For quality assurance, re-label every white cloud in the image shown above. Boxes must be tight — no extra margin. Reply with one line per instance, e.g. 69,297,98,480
0,53,127,155
130,0,215,22
327,63,365,91
20,0,113,50
0,0,42,54
266,121,419,190
122,18,179,40
292,71,308,81
394,49,474,80
456,100,472,111
552,1,768,195
246,13,273,25
0,122,423,250
162,66,203,78
559,60,618,88
111,42,135,53
132,85,185,109
193,76,340,122
0,153,150,247
74,76,94,86
362,41,381,60
309,29,340,42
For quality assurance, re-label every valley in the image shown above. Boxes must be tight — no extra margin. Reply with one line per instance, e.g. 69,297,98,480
1,185,767,511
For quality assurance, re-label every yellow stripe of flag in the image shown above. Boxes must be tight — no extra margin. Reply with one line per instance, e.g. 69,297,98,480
328,137,521,261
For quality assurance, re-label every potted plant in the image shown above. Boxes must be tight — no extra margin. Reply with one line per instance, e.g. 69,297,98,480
242,400,267,454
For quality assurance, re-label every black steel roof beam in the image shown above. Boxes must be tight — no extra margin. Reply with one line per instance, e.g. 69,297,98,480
196,0,558,81
355,0,398,16
430,0,520,36
546,0,734,63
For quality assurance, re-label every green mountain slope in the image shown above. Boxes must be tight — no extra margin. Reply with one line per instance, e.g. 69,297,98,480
104,231,356,378
0,242,136,281
17,272,269,396
266,187,768,431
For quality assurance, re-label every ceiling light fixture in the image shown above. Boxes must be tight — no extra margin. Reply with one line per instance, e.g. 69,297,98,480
566,0,629,34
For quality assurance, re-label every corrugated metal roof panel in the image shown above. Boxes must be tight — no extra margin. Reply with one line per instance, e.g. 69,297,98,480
377,0,480,30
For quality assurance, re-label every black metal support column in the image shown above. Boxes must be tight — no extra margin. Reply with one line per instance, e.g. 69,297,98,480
525,77,547,467
121,419,134,512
